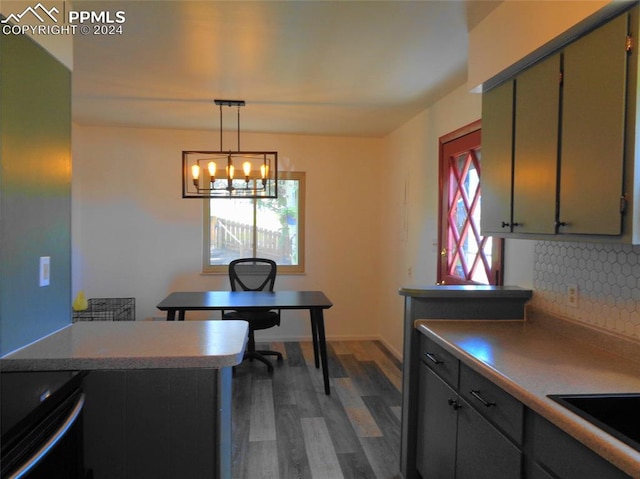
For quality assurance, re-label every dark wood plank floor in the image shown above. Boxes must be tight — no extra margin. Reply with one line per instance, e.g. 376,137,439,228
231,340,403,479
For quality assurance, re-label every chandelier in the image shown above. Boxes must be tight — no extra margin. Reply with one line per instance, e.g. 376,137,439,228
182,100,278,199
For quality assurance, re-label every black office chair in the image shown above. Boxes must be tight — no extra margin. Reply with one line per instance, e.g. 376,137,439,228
222,258,283,372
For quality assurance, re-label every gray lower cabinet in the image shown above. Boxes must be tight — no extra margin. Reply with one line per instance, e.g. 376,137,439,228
417,364,457,478
414,333,633,479
82,368,228,479
399,287,532,479
416,336,522,478
527,413,632,479
529,463,555,479
456,395,522,479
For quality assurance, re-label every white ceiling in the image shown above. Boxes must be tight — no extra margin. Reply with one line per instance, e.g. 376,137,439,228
72,1,501,137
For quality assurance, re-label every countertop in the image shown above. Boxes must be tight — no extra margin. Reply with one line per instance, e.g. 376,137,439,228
416,309,640,478
0,320,248,371
399,284,533,299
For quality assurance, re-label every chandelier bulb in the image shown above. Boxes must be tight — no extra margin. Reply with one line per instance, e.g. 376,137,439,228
191,164,200,188
243,161,251,180
208,161,216,180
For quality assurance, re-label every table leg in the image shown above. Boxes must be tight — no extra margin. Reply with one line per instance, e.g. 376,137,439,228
166,309,176,321
310,312,319,368
311,308,330,395
178,309,185,321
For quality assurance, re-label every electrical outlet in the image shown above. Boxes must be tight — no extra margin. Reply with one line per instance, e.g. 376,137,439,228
567,284,578,308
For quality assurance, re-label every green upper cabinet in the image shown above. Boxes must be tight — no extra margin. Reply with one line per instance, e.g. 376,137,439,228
513,53,561,235
481,53,561,236
481,79,514,235
560,13,628,235
481,5,637,242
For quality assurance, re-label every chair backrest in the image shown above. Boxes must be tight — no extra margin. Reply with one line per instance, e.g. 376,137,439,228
228,258,277,292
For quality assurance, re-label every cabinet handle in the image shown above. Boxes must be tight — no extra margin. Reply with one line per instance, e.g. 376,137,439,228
447,398,462,410
501,222,520,228
555,221,567,228
470,389,496,407
425,352,443,365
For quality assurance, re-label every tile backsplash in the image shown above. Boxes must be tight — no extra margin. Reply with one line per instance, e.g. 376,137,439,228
532,241,640,340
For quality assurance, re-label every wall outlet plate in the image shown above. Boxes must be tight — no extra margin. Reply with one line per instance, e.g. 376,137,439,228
39,256,50,287
567,283,578,308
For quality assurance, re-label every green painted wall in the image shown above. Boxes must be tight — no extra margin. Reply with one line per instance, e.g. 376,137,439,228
0,30,71,355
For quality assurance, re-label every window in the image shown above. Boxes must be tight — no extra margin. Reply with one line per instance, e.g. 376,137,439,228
203,171,305,273
438,122,503,285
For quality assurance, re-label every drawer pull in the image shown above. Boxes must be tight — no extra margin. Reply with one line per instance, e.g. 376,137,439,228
470,390,496,407
425,352,443,365
447,398,462,410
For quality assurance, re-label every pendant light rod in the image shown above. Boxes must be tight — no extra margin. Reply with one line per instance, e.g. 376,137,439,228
237,104,241,151
214,99,246,152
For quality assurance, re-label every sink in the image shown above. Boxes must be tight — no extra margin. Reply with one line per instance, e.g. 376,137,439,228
548,393,640,452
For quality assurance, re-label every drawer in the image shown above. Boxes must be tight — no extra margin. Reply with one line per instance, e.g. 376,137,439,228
419,334,459,389
459,363,524,444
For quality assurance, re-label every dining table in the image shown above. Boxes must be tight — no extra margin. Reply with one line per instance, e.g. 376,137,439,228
156,290,334,394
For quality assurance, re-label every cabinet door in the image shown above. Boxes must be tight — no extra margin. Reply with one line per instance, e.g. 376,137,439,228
531,413,631,479
560,13,629,235
416,363,457,479
481,79,514,235
529,463,555,479
455,396,522,479
513,53,561,234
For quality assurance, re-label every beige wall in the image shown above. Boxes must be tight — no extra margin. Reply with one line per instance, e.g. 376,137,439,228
468,0,623,90
373,83,535,357
72,125,385,342
72,83,538,359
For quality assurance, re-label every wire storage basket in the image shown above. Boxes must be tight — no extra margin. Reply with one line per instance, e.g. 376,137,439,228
73,298,135,322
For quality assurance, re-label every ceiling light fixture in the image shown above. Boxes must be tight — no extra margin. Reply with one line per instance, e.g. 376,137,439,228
182,99,278,199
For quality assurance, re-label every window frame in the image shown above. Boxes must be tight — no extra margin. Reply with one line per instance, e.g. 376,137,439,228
202,171,306,274
437,121,504,285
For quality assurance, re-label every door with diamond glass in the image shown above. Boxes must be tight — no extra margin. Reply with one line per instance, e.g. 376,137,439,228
438,122,503,285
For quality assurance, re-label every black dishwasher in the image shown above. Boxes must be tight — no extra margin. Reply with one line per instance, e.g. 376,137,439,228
1,371,90,479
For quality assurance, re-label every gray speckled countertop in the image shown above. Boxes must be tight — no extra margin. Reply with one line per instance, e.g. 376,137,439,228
0,320,248,371
416,308,640,478
399,284,533,299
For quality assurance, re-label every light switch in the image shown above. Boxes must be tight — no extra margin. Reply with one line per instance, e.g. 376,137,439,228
39,256,50,287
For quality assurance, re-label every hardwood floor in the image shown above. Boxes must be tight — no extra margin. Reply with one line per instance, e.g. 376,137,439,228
231,340,403,479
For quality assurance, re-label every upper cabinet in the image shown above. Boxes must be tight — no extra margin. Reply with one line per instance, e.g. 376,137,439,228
481,5,638,242
560,13,628,235
481,78,514,234
513,53,560,235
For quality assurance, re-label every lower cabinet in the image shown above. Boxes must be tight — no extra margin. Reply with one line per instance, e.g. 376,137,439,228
416,336,522,478
82,368,227,479
417,364,457,478
528,413,632,479
414,333,633,479
456,398,522,479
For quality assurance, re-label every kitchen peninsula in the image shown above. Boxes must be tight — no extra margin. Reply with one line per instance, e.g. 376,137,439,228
1,320,248,479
